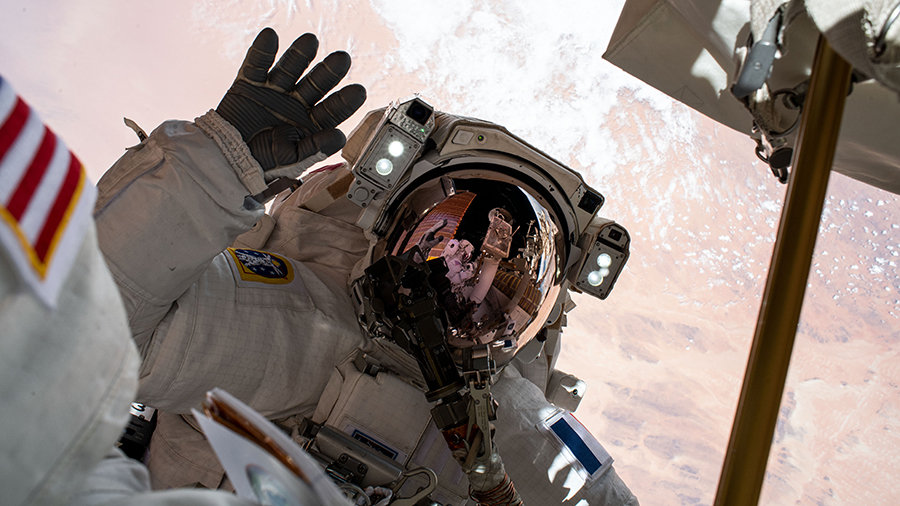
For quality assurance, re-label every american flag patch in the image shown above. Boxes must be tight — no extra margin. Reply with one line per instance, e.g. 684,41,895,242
0,75,96,307
539,409,613,482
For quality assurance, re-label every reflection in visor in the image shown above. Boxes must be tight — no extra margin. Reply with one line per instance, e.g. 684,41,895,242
492,271,541,314
390,186,559,357
398,192,476,259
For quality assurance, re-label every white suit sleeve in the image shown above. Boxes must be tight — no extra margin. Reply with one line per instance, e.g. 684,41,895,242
492,366,640,505
93,111,266,349
67,448,254,506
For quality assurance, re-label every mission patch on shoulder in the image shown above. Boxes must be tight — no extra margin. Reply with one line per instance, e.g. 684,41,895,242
227,248,295,284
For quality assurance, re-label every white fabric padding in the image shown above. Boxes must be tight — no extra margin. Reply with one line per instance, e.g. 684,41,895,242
0,223,139,506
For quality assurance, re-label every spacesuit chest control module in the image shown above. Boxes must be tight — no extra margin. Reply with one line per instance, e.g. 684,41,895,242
340,97,631,503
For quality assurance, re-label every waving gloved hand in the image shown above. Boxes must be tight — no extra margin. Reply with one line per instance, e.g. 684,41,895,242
217,27,366,181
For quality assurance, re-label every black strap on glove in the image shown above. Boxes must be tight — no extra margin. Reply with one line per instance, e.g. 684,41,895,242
217,28,366,180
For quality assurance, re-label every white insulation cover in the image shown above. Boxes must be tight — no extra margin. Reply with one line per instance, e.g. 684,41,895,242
603,0,900,194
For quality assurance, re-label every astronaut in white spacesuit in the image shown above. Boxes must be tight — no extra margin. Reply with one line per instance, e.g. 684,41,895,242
93,27,639,505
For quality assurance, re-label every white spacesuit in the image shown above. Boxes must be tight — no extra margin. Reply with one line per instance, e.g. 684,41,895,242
0,75,257,506
90,28,639,506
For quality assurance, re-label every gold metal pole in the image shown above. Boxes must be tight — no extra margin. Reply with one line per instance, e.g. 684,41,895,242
713,36,853,506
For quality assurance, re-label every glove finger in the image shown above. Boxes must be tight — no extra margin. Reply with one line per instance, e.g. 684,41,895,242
268,33,318,91
293,51,352,107
310,83,367,130
272,125,303,165
297,129,347,160
248,125,303,171
239,27,279,84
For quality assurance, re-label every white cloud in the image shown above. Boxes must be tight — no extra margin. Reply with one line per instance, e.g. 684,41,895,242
369,0,694,183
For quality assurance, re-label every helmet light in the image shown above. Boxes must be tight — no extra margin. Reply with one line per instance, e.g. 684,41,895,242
388,141,404,157
375,158,394,176
597,252,612,268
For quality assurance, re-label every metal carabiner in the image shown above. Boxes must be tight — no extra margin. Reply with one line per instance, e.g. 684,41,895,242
388,467,438,506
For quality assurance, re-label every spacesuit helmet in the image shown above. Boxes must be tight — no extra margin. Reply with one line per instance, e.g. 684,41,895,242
344,98,629,376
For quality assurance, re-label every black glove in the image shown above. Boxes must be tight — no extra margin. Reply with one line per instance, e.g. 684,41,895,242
217,28,366,180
